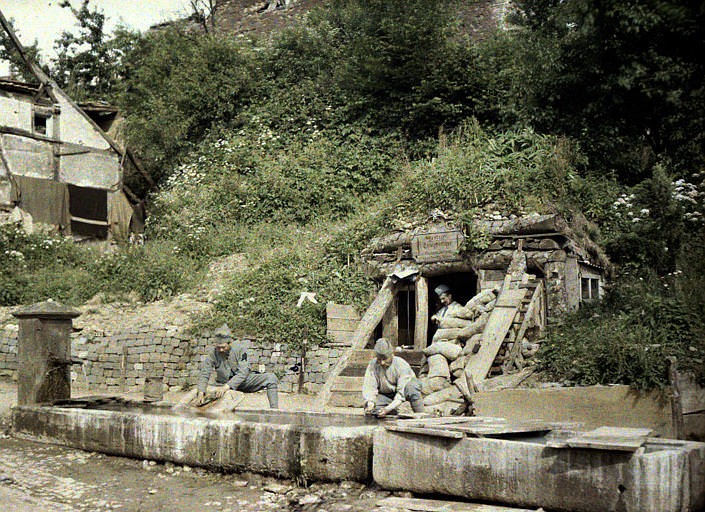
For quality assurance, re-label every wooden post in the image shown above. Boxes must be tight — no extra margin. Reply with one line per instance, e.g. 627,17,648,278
382,292,399,347
316,278,394,408
414,276,429,350
668,356,685,440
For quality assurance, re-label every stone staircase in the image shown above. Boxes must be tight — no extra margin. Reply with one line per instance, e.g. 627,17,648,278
328,349,425,407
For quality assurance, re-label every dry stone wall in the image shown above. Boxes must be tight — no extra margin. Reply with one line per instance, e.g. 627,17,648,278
0,326,344,394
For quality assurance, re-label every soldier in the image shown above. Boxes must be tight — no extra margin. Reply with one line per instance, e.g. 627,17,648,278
362,338,424,416
179,324,279,409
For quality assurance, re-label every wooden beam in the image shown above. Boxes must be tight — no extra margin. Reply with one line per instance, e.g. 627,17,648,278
316,278,394,408
466,288,526,383
384,424,464,439
669,357,685,440
70,216,109,226
382,289,398,347
414,276,429,350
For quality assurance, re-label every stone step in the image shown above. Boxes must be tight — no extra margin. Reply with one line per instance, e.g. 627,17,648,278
328,390,363,408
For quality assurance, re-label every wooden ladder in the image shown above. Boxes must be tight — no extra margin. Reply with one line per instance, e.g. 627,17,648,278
491,278,545,377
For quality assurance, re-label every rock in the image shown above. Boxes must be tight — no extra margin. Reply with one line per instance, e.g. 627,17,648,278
263,483,290,494
298,494,321,505
231,480,248,487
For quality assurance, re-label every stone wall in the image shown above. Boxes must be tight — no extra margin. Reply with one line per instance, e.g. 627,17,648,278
0,326,345,394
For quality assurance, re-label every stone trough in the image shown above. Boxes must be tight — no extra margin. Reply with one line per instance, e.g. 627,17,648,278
373,427,705,512
12,401,378,482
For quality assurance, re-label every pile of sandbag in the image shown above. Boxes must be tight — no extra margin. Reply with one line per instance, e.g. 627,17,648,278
431,287,498,343
419,287,500,415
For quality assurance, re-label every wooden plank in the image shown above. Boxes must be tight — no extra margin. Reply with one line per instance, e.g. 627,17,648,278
327,329,356,345
494,289,527,308
669,357,686,439
327,317,361,332
326,302,361,319
316,278,395,407
466,288,526,383
349,350,375,366
392,417,475,428
565,427,653,451
377,496,537,511
382,290,399,346
443,420,553,437
384,424,464,439
414,276,429,350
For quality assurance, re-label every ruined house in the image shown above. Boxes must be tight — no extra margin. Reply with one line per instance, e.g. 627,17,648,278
0,14,144,240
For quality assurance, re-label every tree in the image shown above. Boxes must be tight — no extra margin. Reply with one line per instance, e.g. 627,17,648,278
0,16,43,82
304,0,478,138
52,0,139,101
509,0,705,183
117,28,259,185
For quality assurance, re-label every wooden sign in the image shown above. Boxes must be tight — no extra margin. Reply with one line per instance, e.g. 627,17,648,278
412,227,464,263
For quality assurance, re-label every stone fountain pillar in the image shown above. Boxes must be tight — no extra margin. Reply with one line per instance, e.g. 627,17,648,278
12,300,80,405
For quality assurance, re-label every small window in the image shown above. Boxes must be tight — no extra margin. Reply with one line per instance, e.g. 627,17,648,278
581,278,591,299
33,113,49,135
590,278,600,299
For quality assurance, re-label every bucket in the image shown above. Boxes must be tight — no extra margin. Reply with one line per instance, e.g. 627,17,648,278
144,376,164,402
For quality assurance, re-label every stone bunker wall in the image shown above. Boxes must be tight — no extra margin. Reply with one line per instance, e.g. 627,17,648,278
0,327,344,394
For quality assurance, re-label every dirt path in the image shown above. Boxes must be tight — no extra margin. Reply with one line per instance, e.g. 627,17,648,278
0,434,392,512
0,378,403,511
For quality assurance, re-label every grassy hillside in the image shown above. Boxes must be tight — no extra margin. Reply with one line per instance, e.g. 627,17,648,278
2,0,703,389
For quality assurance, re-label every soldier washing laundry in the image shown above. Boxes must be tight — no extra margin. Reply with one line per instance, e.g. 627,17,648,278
362,338,424,416
178,324,279,409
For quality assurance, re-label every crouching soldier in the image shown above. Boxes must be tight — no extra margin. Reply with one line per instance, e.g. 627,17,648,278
179,324,279,409
362,338,424,416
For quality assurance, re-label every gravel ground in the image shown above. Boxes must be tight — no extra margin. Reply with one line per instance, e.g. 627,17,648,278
0,378,405,512
0,433,393,511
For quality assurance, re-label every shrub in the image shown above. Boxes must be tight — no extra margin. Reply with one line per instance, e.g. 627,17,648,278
539,276,704,390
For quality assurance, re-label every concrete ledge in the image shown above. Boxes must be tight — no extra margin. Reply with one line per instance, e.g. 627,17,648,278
12,406,375,482
373,428,705,512
473,385,672,435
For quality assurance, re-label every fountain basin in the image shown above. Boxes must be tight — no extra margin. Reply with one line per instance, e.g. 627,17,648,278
12,402,378,482
373,428,705,512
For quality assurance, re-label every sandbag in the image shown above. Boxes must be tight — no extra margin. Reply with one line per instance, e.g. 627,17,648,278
424,341,462,361
421,376,449,395
466,288,497,309
437,316,474,329
454,376,473,402
427,354,451,380
449,355,468,373
455,312,490,339
445,302,475,320
479,299,496,313
432,328,461,343
462,333,483,355
423,384,463,406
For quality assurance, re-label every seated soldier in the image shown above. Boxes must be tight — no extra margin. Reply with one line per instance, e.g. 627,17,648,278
362,338,424,416
179,324,279,409
431,284,463,324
